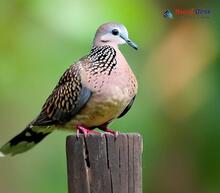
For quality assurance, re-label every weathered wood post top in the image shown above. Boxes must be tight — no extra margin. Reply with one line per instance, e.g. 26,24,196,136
66,133,143,193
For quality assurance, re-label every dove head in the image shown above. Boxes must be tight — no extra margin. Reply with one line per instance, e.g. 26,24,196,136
93,22,138,50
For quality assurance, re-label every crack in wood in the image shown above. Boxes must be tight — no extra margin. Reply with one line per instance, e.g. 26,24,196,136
84,137,91,168
110,169,114,193
105,134,110,169
83,136,91,193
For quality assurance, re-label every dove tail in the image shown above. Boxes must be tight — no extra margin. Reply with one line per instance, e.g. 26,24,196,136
0,125,54,156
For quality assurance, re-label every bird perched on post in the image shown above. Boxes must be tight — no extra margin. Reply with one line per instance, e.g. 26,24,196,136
0,22,138,157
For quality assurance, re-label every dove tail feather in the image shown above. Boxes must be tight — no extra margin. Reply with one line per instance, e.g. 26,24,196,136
0,152,5,157
0,125,54,156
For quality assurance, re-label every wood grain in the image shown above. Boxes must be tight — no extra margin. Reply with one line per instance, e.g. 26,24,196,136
66,133,143,193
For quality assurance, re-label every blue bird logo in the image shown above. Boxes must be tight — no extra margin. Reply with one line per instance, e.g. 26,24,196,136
163,9,174,19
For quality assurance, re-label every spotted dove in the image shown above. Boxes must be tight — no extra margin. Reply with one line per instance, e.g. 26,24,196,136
0,22,138,156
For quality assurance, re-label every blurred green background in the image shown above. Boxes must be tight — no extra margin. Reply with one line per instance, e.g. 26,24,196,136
0,0,220,193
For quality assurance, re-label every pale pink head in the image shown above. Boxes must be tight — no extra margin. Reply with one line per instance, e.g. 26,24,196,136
93,22,138,50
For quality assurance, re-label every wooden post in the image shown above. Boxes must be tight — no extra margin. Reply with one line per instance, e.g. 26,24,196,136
66,133,143,193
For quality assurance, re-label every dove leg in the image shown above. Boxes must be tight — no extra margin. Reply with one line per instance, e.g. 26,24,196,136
76,125,100,138
98,124,119,137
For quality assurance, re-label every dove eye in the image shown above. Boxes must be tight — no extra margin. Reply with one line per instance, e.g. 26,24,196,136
112,29,119,36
